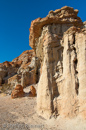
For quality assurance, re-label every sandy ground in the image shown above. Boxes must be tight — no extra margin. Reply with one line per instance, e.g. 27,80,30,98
0,87,86,130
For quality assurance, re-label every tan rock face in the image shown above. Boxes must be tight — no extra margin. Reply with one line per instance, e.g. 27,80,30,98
29,6,86,119
8,74,21,87
11,85,25,98
21,56,40,87
29,6,82,50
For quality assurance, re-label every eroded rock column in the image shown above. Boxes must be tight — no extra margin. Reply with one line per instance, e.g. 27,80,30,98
76,32,86,119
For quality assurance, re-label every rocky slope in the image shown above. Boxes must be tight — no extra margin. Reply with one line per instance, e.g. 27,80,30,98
29,6,86,119
0,50,39,94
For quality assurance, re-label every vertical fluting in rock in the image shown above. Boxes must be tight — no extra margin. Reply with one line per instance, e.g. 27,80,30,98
76,31,86,119
29,6,86,119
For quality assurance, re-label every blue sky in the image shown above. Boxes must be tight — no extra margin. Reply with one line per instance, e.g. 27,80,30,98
0,0,86,63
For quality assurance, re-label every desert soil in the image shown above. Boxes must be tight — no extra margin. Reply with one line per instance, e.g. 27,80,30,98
0,87,86,130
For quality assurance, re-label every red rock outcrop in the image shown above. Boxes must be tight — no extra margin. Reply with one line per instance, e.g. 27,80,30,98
0,50,37,88
29,86,36,97
11,85,25,98
30,86,36,96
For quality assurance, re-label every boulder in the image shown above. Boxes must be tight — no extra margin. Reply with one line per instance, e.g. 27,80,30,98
11,85,25,99
29,86,36,97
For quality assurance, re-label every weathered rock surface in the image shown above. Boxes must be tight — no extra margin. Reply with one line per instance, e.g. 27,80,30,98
29,6,82,50
29,6,86,119
0,50,38,89
21,56,40,87
11,85,25,98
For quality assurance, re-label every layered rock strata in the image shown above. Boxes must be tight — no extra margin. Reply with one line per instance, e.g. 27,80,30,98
29,6,86,119
0,50,39,89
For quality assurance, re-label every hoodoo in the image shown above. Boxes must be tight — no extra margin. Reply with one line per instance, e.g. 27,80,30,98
29,6,86,119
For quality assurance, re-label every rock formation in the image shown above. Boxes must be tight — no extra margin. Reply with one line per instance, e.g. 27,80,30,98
29,6,86,119
0,50,39,89
29,86,36,97
0,6,86,120
11,85,25,98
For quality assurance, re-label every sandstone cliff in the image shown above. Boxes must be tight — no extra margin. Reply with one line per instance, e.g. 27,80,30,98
29,6,86,119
